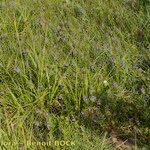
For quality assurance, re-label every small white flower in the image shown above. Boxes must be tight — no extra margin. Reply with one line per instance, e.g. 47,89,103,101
103,80,109,87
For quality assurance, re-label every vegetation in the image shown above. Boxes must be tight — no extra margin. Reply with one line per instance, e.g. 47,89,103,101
0,0,150,149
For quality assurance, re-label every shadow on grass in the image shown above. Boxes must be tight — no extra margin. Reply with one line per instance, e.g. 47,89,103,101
78,91,150,149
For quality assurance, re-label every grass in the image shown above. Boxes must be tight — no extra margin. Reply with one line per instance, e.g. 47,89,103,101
0,0,150,149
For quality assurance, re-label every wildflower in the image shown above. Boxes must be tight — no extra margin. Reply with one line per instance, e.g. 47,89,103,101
96,102,101,106
90,65,95,71
13,67,21,74
89,96,96,102
103,80,109,87
64,63,69,68
82,96,88,102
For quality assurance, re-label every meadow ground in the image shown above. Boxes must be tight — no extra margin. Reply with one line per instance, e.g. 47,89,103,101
0,0,150,149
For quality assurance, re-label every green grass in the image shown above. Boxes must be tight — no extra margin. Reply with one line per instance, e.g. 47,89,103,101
0,0,150,149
